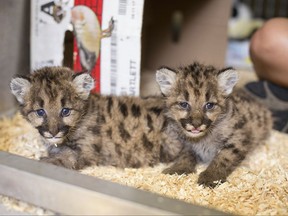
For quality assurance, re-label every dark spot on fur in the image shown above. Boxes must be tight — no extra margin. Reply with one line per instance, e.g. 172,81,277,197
96,114,106,124
234,117,247,129
101,115,106,123
107,97,113,116
131,161,141,168
231,96,239,103
199,82,204,89
89,125,101,135
232,105,239,117
221,134,233,145
125,152,132,164
193,88,200,97
220,162,227,167
119,102,128,117
61,98,66,107
202,117,212,127
106,128,112,139
115,143,122,156
184,90,189,101
194,77,200,86
232,148,240,154
237,154,246,161
147,114,154,132
44,80,59,99
242,132,252,146
36,125,48,137
242,138,251,146
82,159,92,167
37,98,44,107
58,125,70,135
223,143,235,149
66,142,81,152
161,117,169,132
119,122,131,141
88,98,97,110
142,134,153,151
160,145,173,162
92,143,102,153
148,161,156,167
149,107,162,116
224,158,230,162
183,69,189,78
179,117,193,128
141,96,151,100
160,145,166,162
205,91,211,102
131,104,141,117
233,150,246,161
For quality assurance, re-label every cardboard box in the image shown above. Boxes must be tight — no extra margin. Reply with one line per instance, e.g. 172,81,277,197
31,0,144,95
30,0,231,96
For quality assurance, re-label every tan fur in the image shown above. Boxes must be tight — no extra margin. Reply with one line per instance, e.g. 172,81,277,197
10,67,183,169
156,62,273,187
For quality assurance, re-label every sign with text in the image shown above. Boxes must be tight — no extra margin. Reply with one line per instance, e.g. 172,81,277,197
31,0,144,95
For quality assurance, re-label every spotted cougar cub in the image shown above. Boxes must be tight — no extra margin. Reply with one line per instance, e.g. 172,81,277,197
10,67,182,169
156,62,272,187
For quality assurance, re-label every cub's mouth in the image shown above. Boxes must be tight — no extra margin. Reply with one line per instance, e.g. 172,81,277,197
41,129,69,146
185,129,205,138
44,136,64,145
184,124,207,138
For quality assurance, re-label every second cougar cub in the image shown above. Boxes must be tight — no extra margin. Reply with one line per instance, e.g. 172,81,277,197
156,62,272,187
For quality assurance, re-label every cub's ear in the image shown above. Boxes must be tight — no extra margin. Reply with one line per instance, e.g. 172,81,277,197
156,67,177,96
72,73,95,99
217,68,238,95
10,77,31,104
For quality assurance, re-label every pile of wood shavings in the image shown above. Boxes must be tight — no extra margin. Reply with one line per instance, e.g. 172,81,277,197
0,113,287,215
0,113,46,159
0,113,52,215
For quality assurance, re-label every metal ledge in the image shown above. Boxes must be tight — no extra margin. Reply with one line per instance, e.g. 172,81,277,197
0,151,225,215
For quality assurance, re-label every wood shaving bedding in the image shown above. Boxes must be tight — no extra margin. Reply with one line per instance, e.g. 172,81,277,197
0,113,287,215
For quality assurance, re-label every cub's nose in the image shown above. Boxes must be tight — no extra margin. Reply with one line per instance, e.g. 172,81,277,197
191,119,202,129
48,126,60,137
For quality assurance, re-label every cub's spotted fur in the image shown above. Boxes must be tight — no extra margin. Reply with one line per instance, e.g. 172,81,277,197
156,62,272,187
10,67,182,169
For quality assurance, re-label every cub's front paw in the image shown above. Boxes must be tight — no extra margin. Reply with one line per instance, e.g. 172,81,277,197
40,156,63,166
197,171,226,188
162,164,195,175
40,156,75,169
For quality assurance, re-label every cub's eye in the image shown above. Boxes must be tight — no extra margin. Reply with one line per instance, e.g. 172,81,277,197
205,102,215,110
61,108,71,117
36,109,46,117
179,102,190,110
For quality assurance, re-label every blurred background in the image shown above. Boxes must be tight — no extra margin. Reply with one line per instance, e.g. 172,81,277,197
226,0,288,70
1,0,287,117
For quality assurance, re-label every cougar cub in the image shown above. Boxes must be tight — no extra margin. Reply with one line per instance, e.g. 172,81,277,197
156,62,272,187
10,66,182,169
